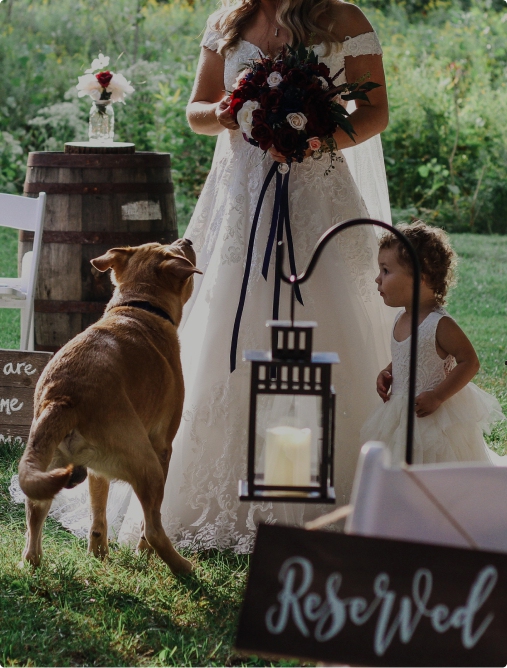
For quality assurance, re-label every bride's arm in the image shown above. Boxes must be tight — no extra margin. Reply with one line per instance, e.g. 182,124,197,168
186,47,239,136
332,3,389,149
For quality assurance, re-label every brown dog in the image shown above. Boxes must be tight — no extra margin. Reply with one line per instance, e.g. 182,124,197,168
18,239,201,574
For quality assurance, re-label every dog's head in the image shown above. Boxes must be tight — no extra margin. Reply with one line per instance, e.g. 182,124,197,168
91,239,202,313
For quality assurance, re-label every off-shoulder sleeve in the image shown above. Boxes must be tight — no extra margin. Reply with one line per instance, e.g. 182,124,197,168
200,25,223,51
341,31,383,57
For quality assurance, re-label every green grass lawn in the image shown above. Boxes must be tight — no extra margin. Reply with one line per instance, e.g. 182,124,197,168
0,232,506,666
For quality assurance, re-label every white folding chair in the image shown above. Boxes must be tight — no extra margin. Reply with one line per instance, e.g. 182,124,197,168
0,192,46,351
345,442,507,552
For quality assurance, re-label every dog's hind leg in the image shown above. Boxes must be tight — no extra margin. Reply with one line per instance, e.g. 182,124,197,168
88,472,110,559
21,497,52,567
131,448,193,575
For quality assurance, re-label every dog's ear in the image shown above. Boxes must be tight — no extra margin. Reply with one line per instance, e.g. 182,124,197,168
91,248,135,273
161,256,203,280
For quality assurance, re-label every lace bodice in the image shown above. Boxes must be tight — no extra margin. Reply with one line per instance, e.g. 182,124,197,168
391,308,456,396
200,27,383,92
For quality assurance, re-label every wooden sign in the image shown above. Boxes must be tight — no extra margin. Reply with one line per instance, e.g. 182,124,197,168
235,524,507,667
0,349,53,442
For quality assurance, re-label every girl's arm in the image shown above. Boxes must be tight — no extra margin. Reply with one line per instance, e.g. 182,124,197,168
377,362,392,402
415,317,480,418
186,47,239,136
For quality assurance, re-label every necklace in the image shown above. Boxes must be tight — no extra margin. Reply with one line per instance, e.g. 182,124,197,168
261,7,280,36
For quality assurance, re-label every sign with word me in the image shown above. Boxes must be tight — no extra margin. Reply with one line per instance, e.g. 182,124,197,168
0,349,53,442
235,524,507,667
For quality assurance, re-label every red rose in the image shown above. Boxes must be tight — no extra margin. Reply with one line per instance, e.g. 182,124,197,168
96,70,113,88
251,121,274,151
286,68,308,86
229,96,245,119
273,124,300,157
252,108,267,123
236,81,260,101
252,69,267,85
259,87,284,111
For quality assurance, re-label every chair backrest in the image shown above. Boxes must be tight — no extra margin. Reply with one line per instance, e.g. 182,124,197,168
0,193,43,232
0,192,46,350
346,442,507,552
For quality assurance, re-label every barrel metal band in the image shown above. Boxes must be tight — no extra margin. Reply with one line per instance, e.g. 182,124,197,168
34,300,107,314
23,182,174,195
27,151,171,169
20,230,174,245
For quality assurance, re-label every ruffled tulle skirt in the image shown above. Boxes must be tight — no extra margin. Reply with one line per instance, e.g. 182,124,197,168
360,382,505,465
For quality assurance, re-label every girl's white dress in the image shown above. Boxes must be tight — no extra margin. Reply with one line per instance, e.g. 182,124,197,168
10,25,396,552
360,308,505,465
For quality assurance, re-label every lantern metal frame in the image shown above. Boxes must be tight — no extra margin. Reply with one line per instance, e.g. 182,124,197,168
240,319,338,503
239,218,421,504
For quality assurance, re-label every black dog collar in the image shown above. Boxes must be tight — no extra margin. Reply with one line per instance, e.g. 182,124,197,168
118,301,175,326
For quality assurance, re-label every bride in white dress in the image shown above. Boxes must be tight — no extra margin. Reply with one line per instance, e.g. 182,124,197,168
11,0,396,554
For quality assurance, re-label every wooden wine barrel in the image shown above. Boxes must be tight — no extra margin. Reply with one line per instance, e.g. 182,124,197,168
21,151,178,352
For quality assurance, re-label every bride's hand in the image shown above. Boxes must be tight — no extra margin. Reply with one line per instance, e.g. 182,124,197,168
216,96,239,130
268,146,314,163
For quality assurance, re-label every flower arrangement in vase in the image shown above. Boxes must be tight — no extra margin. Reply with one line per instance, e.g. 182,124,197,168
76,54,135,143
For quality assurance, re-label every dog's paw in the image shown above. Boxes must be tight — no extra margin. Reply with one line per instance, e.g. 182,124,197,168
19,553,40,569
172,556,194,575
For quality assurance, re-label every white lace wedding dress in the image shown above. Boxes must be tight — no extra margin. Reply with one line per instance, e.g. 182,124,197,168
11,26,395,553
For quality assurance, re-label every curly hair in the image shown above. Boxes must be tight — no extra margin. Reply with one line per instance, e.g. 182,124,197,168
379,220,457,306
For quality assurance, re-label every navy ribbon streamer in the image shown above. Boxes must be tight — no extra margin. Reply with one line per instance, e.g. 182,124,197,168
230,162,304,373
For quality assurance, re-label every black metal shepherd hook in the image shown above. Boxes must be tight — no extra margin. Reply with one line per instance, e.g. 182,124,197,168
276,218,421,466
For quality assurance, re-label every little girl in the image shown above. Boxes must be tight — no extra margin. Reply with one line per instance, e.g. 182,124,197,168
361,220,505,465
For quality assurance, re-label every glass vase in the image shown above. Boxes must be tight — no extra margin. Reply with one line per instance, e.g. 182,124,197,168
89,101,114,142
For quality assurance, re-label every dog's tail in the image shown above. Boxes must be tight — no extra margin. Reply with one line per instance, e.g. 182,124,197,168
18,398,84,501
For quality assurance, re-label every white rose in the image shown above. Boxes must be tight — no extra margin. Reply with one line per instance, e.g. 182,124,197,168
237,100,260,138
76,73,102,100
286,112,307,131
312,43,326,57
106,72,135,103
267,71,283,87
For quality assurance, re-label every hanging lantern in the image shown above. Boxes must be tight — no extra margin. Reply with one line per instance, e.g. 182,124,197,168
239,216,421,503
239,319,338,503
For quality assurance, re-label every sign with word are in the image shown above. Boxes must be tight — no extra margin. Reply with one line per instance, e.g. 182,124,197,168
0,349,53,442
235,524,507,667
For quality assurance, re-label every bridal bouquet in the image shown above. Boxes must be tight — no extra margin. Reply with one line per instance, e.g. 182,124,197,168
229,43,380,165
76,53,135,104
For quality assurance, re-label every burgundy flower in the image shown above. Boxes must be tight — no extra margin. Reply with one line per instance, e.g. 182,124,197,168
251,69,267,85
96,70,113,88
251,121,274,151
317,62,331,78
236,81,260,101
286,68,308,87
273,124,300,157
259,87,284,111
252,108,267,124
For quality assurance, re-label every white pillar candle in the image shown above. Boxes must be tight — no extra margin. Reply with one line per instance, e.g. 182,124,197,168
264,425,312,488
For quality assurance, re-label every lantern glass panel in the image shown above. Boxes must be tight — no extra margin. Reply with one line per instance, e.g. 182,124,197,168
255,394,322,490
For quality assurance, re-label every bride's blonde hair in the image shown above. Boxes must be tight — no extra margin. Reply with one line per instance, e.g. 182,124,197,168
209,0,341,57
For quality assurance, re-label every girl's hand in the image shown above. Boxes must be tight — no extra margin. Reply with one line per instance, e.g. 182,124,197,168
376,369,392,402
215,96,239,131
414,390,442,417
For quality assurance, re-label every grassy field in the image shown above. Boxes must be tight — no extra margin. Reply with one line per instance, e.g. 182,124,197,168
0,232,506,666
